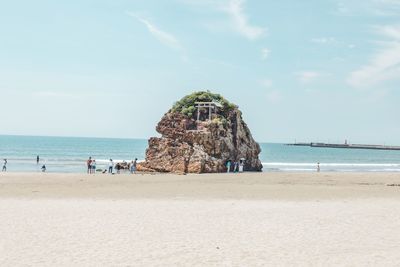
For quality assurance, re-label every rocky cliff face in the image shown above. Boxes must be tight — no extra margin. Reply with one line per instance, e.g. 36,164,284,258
139,92,263,173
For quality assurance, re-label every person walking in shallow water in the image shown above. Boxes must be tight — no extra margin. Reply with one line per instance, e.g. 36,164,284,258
36,155,40,164
2,159,7,172
317,162,320,172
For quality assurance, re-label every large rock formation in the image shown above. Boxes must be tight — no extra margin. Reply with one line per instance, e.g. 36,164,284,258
139,91,263,173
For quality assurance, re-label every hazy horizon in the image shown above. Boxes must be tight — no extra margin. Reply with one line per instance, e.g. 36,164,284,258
1,0,400,144
2,133,400,147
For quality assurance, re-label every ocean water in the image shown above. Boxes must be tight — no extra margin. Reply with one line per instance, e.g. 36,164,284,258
1,135,400,173
0,135,148,173
261,143,400,172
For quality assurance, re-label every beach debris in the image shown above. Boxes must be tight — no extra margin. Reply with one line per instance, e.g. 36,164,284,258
386,183,400,187
139,91,262,173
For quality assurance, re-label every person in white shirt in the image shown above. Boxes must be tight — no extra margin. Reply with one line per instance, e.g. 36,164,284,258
239,160,244,173
108,159,114,174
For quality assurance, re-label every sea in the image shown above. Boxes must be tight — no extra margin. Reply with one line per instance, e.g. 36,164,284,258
1,135,400,173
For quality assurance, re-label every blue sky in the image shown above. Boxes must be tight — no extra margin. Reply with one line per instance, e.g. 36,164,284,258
1,0,400,144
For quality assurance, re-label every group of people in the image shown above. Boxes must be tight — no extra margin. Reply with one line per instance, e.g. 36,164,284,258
37,155,46,172
225,159,245,173
2,156,46,172
86,157,97,174
86,157,138,174
108,158,138,174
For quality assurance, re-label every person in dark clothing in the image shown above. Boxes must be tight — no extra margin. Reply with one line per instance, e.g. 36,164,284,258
116,163,121,174
2,159,7,172
233,161,239,173
86,157,92,174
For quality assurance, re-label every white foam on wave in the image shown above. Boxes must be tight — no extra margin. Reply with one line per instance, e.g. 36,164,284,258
262,162,400,172
277,168,316,172
262,162,400,167
94,159,145,164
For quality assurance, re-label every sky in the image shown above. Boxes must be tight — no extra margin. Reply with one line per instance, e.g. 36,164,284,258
1,0,400,144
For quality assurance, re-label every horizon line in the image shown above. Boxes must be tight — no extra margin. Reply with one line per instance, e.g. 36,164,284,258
0,134,396,146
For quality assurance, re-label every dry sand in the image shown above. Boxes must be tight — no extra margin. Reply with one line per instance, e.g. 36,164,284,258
1,172,400,266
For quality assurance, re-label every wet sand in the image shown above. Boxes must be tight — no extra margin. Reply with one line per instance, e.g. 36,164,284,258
1,171,400,199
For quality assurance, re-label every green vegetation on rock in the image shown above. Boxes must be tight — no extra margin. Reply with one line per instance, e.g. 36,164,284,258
172,91,237,118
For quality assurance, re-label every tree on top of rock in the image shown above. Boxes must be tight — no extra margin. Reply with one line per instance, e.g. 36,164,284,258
171,91,237,119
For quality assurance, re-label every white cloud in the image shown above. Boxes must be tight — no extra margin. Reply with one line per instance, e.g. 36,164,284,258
127,12,182,50
311,37,336,44
203,58,240,69
348,25,400,87
223,0,265,40
377,24,400,39
260,79,272,87
261,48,270,60
311,37,355,49
332,57,345,62
266,90,282,103
179,0,265,40
33,91,78,98
295,71,320,83
336,2,351,15
335,0,400,17
370,0,400,16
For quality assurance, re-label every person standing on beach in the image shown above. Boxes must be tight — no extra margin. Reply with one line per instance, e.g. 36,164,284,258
2,159,7,172
239,160,244,173
87,157,92,174
130,158,137,174
226,160,231,173
92,160,96,174
233,161,239,173
317,162,320,172
116,163,121,174
36,155,40,164
108,159,114,174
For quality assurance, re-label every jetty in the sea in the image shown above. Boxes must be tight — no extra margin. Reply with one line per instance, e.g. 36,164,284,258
286,142,400,151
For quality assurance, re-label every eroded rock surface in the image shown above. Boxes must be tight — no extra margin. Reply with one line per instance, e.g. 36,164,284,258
139,92,263,173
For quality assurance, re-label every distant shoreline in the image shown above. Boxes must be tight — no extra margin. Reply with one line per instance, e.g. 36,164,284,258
287,142,400,151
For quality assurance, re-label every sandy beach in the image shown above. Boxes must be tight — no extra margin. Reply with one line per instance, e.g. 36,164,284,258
1,172,400,266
